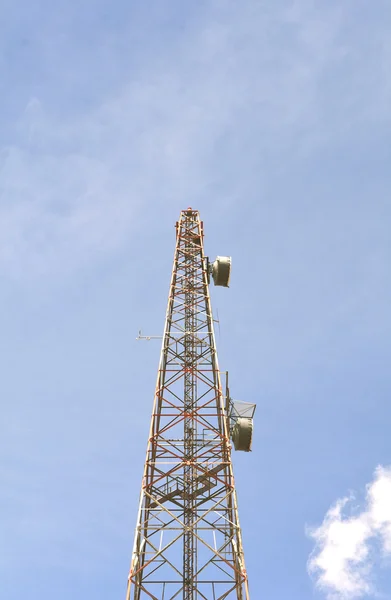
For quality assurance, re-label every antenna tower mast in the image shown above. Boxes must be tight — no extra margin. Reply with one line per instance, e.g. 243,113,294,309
126,208,251,600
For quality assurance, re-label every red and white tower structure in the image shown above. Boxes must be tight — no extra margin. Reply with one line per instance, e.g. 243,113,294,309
126,208,254,600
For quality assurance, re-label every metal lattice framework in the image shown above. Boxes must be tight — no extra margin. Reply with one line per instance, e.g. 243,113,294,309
126,208,249,600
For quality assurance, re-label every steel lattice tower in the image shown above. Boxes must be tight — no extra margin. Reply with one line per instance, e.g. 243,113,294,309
126,208,250,600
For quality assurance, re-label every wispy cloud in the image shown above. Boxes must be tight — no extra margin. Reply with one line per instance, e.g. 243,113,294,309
1,1,390,280
307,466,391,599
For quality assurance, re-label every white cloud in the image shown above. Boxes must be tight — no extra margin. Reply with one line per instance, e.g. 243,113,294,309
368,467,391,554
308,466,391,599
0,1,390,280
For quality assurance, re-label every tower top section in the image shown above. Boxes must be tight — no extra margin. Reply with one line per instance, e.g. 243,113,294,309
176,208,232,288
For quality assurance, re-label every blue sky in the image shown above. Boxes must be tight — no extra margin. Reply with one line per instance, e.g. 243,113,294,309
0,1,390,598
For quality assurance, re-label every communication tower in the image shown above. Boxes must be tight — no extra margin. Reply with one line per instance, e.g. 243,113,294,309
126,208,255,599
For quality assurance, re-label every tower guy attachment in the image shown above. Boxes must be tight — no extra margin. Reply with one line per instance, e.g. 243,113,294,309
126,208,254,600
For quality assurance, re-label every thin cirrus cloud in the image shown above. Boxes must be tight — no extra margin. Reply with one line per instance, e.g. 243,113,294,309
0,1,390,280
307,466,391,599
